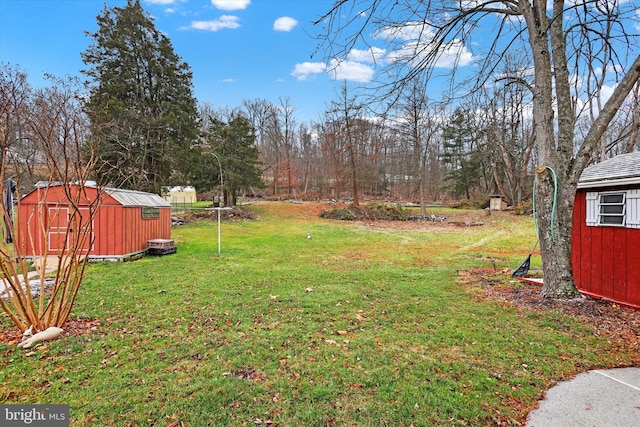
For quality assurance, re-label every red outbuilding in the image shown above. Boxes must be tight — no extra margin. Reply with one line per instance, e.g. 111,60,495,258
572,152,640,309
17,182,172,262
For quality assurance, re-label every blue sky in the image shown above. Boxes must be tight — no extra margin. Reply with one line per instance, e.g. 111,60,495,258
0,0,365,123
2,1,637,125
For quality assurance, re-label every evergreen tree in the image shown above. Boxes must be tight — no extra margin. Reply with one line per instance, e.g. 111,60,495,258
81,0,198,193
440,108,484,199
182,143,220,199
208,115,264,206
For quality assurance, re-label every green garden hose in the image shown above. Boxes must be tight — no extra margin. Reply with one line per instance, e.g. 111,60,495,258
532,165,558,242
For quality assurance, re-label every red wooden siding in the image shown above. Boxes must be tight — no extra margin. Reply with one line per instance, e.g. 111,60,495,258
119,206,171,255
572,191,640,308
17,203,44,257
17,185,170,260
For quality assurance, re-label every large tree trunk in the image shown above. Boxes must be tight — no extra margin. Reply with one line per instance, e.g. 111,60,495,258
535,167,581,298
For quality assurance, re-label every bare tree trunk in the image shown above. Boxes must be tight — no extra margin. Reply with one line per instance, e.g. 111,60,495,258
347,144,359,207
625,85,640,153
419,162,426,217
534,167,580,298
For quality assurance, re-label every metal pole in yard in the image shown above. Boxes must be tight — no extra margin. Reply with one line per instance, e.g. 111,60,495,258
214,207,232,256
211,152,224,256
217,207,221,256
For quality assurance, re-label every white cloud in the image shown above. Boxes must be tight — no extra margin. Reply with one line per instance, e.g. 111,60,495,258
434,40,474,68
598,84,615,104
274,16,298,32
144,0,176,4
219,78,234,83
374,21,475,70
291,62,327,81
327,59,374,82
190,15,240,31
347,47,386,64
292,59,374,83
374,22,429,42
211,0,250,11
385,38,474,69
460,0,514,11
384,43,418,64
143,0,177,14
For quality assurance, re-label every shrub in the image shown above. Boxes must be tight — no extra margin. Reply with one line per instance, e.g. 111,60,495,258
364,202,409,221
320,203,408,221
320,208,358,220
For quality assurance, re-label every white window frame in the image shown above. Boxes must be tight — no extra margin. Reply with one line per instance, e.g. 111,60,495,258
599,192,626,226
586,189,640,229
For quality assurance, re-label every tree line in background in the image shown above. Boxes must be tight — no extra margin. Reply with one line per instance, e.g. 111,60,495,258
3,54,638,210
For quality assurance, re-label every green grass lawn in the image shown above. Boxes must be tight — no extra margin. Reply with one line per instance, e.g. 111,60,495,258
0,202,634,426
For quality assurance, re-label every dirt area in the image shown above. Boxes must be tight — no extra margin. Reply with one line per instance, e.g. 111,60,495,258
357,211,489,231
0,317,101,346
319,203,493,231
174,206,257,223
460,267,640,359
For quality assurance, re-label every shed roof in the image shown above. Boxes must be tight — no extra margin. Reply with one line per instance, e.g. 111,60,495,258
106,188,171,207
577,152,640,189
31,182,171,207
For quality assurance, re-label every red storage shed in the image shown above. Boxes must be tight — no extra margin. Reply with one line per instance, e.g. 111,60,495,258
17,183,172,262
572,152,640,309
